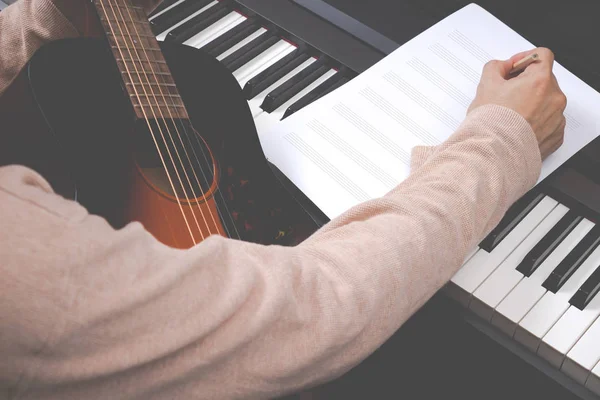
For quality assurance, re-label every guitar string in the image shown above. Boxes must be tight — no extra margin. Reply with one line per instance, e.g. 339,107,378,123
170,104,243,241
118,2,232,239
178,94,244,241
102,1,242,242
121,4,242,241
105,1,212,242
108,2,219,240
97,0,199,244
121,6,235,240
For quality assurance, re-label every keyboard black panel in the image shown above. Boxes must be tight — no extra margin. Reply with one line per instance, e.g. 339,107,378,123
300,0,600,92
235,0,383,73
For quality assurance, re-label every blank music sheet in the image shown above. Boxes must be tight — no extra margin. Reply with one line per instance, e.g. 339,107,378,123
259,3,600,219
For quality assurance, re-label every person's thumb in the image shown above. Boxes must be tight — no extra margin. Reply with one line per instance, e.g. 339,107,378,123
481,59,514,81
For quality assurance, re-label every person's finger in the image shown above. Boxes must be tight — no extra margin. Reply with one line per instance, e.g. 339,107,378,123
491,49,539,79
547,113,567,139
507,48,539,66
549,75,568,112
539,116,566,158
482,59,513,81
540,136,560,159
481,48,543,81
536,47,556,70
538,114,565,145
518,47,556,76
557,115,567,136
543,133,565,158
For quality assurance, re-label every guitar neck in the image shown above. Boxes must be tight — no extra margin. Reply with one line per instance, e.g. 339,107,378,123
93,0,188,119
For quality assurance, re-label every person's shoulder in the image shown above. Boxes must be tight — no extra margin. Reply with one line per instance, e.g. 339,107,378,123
0,164,53,192
0,164,88,221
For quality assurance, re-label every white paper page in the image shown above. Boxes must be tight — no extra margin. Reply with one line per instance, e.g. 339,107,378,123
259,3,600,219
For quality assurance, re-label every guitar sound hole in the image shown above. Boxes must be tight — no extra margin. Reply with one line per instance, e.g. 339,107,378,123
133,118,217,200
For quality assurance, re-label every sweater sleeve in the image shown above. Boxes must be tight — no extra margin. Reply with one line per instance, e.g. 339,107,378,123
0,104,541,399
0,0,78,95
0,0,162,96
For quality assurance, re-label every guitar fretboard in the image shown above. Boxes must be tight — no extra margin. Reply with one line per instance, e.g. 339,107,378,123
94,0,188,119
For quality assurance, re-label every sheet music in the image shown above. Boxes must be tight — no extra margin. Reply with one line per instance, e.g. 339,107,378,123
259,3,600,219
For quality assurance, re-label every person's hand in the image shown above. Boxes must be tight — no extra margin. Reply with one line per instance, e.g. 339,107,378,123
468,48,567,160
53,0,162,36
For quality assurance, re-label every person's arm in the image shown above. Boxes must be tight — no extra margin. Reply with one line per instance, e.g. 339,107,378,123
1,44,569,397
0,0,161,96
0,104,540,399
0,0,77,95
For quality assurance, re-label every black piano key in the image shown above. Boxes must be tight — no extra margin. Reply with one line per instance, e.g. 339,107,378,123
207,25,261,58
220,31,276,70
243,50,310,99
282,74,348,119
311,75,349,98
261,59,328,112
570,264,600,310
150,0,214,35
543,224,600,293
166,2,231,43
202,18,257,54
224,36,280,72
478,191,545,252
516,210,583,277
262,65,329,113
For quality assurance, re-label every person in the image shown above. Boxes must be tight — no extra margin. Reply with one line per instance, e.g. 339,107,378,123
0,0,567,399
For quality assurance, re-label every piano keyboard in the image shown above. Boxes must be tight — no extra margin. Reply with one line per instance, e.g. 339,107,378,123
149,1,600,398
149,0,355,140
447,154,600,397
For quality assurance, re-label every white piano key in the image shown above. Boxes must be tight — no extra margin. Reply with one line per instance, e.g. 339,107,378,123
444,247,480,303
254,69,338,135
465,246,478,264
470,204,569,320
271,68,338,120
538,286,600,368
149,0,186,21
234,42,296,87
235,43,296,88
515,242,600,353
562,312,600,385
586,362,600,396
183,12,246,49
444,249,478,302
216,28,268,61
450,196,558,305
156,0,218,41
492,219,595,336
248,58,317,118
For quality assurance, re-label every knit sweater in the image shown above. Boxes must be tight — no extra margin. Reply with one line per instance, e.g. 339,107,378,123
0,1,542,399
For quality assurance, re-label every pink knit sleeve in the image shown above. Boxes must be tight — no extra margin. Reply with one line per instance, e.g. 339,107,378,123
0,0,162,97
0,99,540,399
0,0,78,95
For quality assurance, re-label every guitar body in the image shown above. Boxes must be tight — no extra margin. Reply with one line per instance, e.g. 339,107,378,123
0,38,320,248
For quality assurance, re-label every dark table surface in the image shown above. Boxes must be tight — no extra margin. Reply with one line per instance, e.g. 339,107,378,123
289,1,600,399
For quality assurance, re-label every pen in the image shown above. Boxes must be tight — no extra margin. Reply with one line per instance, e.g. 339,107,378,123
509,53,540,75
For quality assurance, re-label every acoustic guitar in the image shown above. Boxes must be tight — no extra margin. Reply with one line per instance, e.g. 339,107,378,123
0,0,320,248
